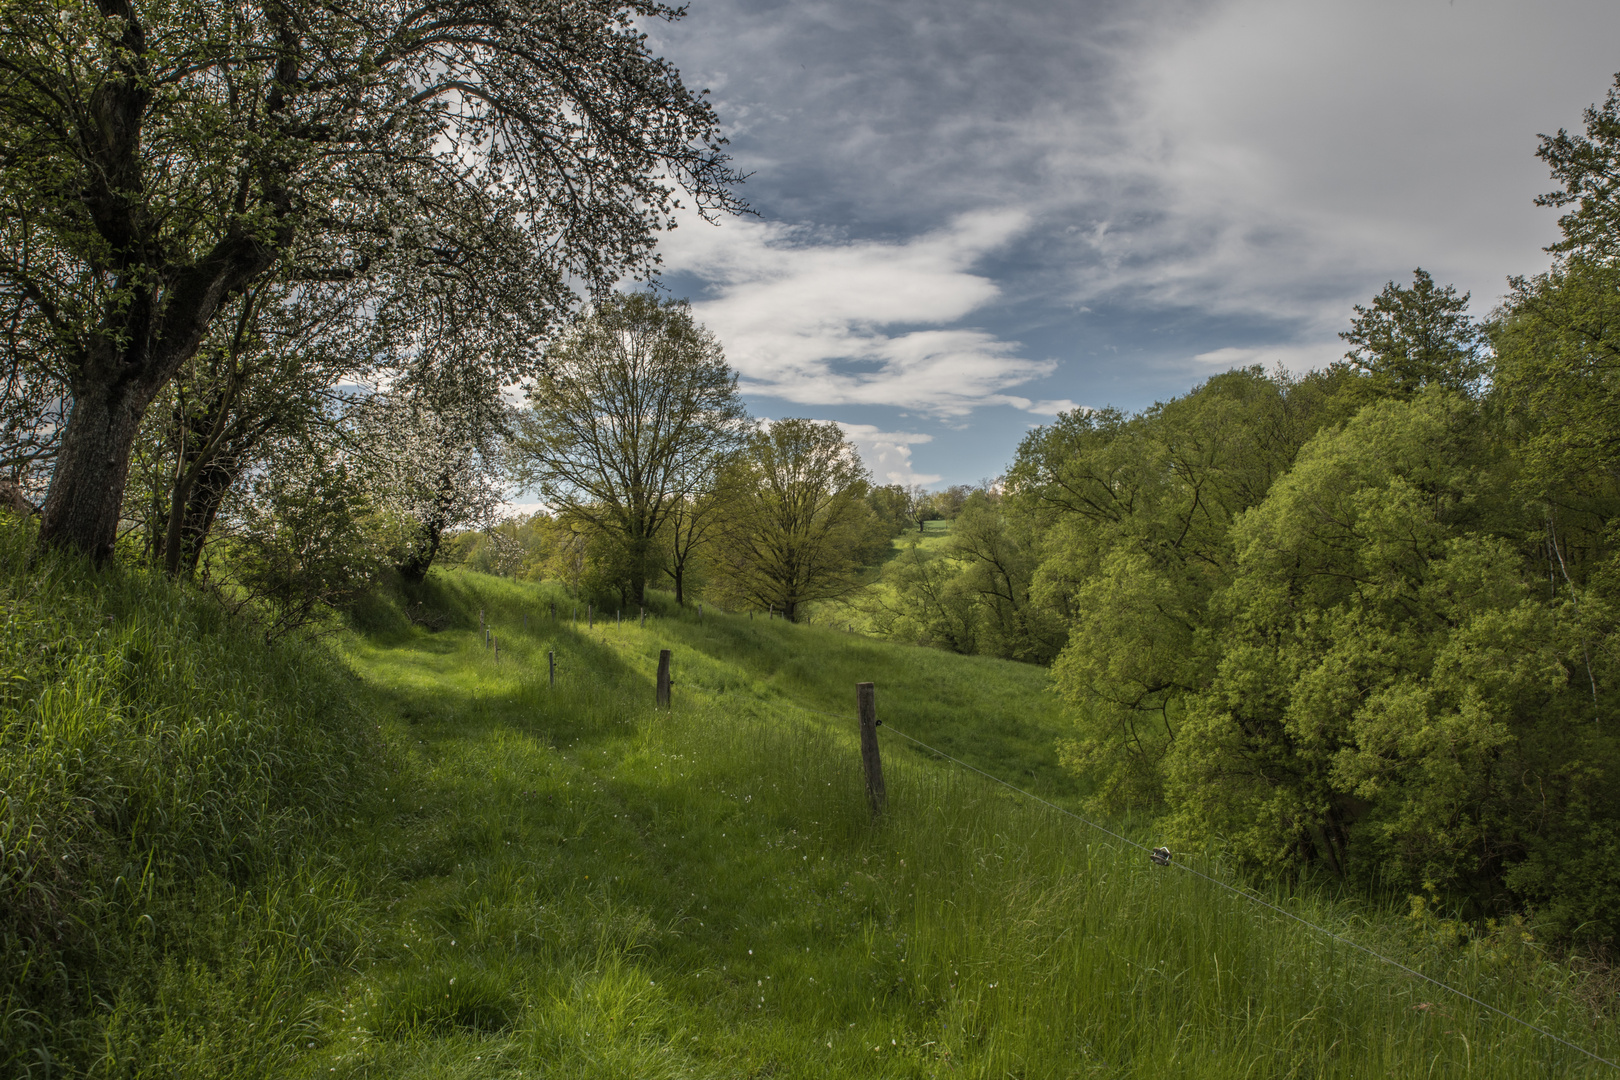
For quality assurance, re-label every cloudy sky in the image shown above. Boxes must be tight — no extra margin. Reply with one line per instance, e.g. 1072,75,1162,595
639,0,1620,488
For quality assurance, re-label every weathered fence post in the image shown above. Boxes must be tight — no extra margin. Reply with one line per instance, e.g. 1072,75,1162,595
550,601,556,621
858,681,886,818
656,650,672,709
588,603,593,629
549,650,556,688
698,603,703,623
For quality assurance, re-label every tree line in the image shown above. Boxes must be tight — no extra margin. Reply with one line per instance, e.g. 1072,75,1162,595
449,292,923,620
852,77,1620,945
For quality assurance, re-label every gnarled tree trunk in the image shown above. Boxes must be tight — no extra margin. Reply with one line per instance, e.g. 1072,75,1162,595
40,362,165,561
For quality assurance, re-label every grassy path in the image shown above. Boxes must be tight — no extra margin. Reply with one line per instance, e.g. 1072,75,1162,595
289,570,1619,1078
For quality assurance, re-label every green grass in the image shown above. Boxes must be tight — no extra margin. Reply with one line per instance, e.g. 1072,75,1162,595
317,570,1620,1077
0,517,373,1078
9,542,1620,1077
826,519,958,639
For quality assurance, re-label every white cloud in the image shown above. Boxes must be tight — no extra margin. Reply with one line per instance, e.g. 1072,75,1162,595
498,500,550,521
833,423,940,486
1005,397,1082,416
660,210,1060,416
1191,342,1345,374
1066,0,1620,330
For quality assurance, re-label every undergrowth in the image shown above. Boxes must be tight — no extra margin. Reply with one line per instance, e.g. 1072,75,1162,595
0,516,374,1076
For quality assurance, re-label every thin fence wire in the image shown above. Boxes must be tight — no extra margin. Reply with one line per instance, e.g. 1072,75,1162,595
777,698,1619,1073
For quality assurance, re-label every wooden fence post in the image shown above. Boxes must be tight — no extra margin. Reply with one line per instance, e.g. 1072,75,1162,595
551,601,556,621
698,603,703,622
656,650,672,709
858,682,886,818
588,603,593,629
549,650,555,688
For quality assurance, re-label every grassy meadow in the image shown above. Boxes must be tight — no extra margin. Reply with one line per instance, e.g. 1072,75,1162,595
6,528,1620,1076
822,518,958,638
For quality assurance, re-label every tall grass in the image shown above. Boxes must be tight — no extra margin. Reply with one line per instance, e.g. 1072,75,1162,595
318,568,1619,1078
8,543,1616,1077
0,517,373,1076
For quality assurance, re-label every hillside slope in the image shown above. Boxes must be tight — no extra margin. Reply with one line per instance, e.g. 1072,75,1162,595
313,569,1619,1078
0,519,373,1077
6,540,1615,1077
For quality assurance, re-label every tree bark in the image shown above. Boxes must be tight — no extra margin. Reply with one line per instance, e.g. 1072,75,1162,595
39,367,162,561
39,233,280,560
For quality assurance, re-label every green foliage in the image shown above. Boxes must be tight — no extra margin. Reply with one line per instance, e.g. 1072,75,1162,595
712,419,884,619
865,483,913,537
0,515,371,1075
1031,366,1354,801
1536,71,1620,260
213,453,386,640
1038,356,1620,941
1339,268,1487,398
863,493,1063,663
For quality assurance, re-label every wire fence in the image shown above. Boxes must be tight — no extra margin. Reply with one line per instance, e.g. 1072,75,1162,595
777,697,1620,1073
534,608,1617,1069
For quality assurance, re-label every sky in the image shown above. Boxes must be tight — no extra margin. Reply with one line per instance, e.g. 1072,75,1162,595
631,0,1620,488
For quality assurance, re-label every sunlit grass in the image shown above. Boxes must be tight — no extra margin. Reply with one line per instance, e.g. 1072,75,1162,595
314,569,1620,1078
8,539,1617,1077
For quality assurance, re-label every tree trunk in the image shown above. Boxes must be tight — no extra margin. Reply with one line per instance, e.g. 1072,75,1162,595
628,533,652,606
673,561,685,606
39,373,158,561
173,453,247,574
396,468,459,583
397,516,447,583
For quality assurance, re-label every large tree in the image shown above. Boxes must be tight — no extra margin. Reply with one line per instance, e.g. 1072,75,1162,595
0,0,743,560
1338,269,1485,398
717,418,878,621
513,293,746,605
